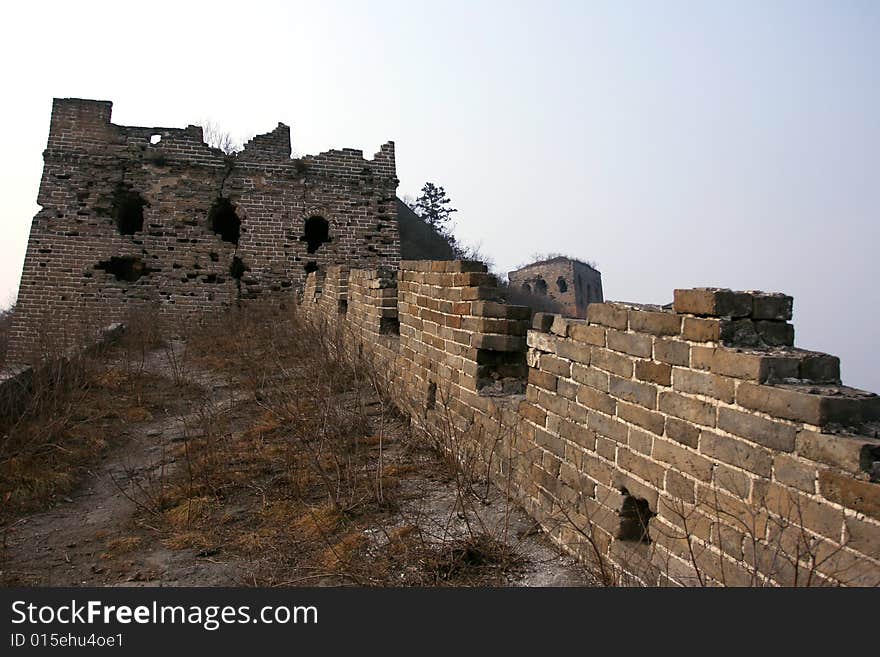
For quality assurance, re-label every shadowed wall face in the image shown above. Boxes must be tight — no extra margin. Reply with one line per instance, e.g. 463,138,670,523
8,98,400,363
302,262,880,586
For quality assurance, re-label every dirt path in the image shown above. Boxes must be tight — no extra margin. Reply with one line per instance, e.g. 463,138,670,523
0,342,247,586
1,342,591,587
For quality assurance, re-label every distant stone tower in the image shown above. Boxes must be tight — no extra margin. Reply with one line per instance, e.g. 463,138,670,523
9,98,400,364
508,256,603,318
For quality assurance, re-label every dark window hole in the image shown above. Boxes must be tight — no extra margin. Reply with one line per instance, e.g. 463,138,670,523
617,490,654,544
304,261,319,274
112,185,146,235
96,256,152,282
301,216,331,253
209,252,219,262
426,381,437,410
338,299,348,315
534,278,548,296
230,256,247,280
208,197,241,245
556,277,568,293
380,317,400,335
476,348,527,395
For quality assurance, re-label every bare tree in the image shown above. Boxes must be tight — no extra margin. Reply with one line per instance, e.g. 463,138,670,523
198,120,242,155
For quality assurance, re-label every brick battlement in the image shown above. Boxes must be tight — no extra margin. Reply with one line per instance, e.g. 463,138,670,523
302,262,880,586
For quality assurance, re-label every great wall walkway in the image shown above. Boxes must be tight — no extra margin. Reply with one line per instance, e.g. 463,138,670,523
0,340,590,587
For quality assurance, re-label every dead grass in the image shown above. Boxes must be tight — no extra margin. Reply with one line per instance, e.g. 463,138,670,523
124,302,533,586
0,307,197,523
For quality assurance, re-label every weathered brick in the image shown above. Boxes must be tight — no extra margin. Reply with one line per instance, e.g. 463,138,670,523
531,312,555,331
526,330,558,353
635,360,672,386
819,471,880,521
714,464,751,498
665,470,696,503
755,321,794,347
653,440,713,482
535,427,565,458
568,322,606,346
609,375,657,410
588,411,629,443
760,482,844,540
555,339,592,365
519,401,547,426
628,310,682,336
665,416,700,448
528,368,557,392
576,386,617,415
617,401,665,435
537,389,570,417
472,301,531,319
796,430,880,477
556,378,578,400
681,316,720,342
845,516,880,554
751,292,793,321
710,348,801,382
772,454,816,493
658,391,716,427
672,367,735,403
653,338,690,366
587,303,628,330
590,347,634,378
617,448,666,487
799,354,841,384
472,333,526,352
699,430,773,477
607,330,653,358
736,382,880,427
627,426,654,455
571,362,609,391
673,288,753,318
539,353,572,378
596,437,617,461
716,407,796,452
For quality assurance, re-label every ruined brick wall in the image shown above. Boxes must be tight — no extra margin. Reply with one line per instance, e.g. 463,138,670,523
509,257,603,318
9,98,400,363
303,262,880,586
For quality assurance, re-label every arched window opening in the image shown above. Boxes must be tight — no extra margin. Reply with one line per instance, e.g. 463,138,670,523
209,197,241,245
556,277,568,293
112,186,145,235
534,278,548,296
301,216,331,254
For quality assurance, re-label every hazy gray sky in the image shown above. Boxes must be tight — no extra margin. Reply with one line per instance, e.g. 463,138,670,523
2,1,878,391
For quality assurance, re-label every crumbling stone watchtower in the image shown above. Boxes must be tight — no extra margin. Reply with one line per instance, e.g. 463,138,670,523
509,256,603,318
9,98,400,363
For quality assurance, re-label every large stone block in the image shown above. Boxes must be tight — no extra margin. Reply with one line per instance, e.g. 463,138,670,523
673,288,753,318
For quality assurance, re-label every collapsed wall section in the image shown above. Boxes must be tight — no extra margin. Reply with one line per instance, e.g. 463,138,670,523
9,98,400,364
301,264,880,586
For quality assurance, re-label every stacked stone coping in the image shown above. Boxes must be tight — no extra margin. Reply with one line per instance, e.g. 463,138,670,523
10,97,400,364
300,264,880,585
524,288,880,585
